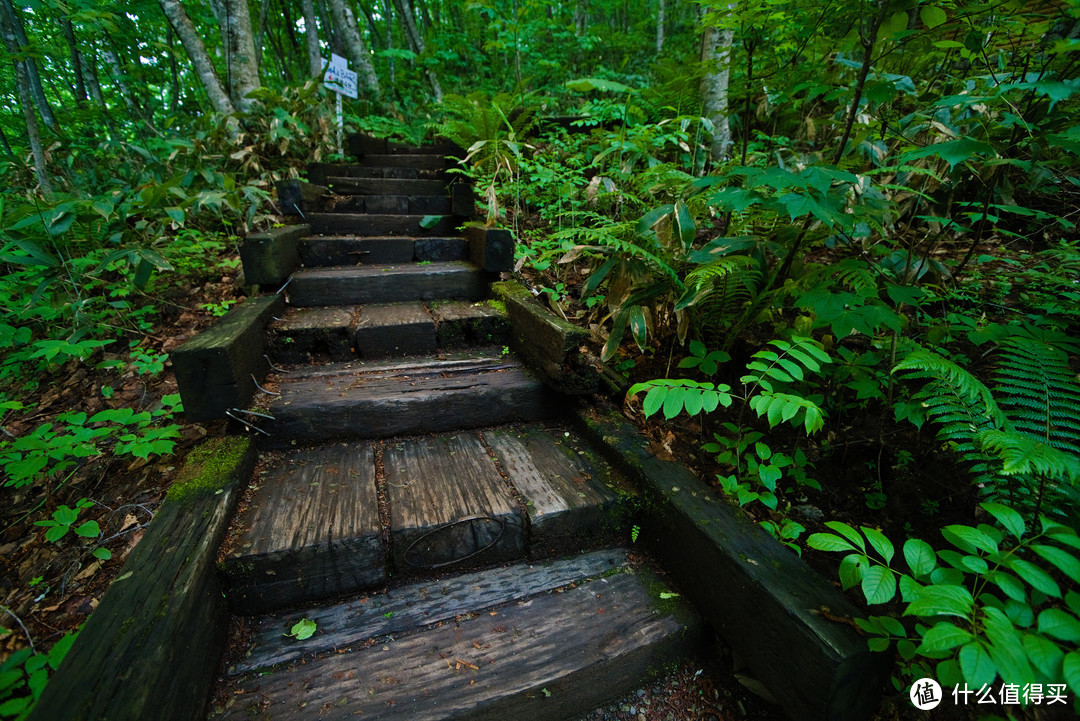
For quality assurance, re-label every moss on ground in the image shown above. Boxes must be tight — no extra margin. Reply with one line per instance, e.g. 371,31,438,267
165,436,251,505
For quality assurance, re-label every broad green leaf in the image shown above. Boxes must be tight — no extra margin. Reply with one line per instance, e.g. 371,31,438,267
1030,544,1080,584
904,538,937,577
900,138,996,172
1022,633,1063,678
1064,651,1080,695
905,585,974,617
824,521,865,551
918,622,973,654
807,532,857,553
674,200,694,250
862,527,894,564
861,566,897,605
419,215,445,229
93,547,112,561
981,502,1025,539
987,570,1027,602
1007,558,1061,597
982,607,1033,686
1038,608,1080,642
959,641,998,688
289,618,317,640
942,524,998,554
75,520,101,538
920,6,946,28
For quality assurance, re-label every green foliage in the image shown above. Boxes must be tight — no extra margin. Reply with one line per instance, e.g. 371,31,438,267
286,619,317,641
0,628,78,720
809,504,1080,697
33,499,100,544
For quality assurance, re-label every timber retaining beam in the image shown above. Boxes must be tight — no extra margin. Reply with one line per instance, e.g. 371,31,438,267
493,280,598,394
239,223,309,288
27,437,255,721
573,406,885,721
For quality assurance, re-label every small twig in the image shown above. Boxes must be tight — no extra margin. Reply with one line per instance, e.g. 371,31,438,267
230,408,276,420
225,409,271,436
264,355,286,373
1,606,35,653
276,277,292,295
251,374,280,396
292,202,306,219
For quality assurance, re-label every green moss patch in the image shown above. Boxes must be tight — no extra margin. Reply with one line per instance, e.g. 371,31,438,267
165,436,252,505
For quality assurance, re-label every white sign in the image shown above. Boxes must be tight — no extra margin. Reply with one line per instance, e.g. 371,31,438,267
322,54,358,98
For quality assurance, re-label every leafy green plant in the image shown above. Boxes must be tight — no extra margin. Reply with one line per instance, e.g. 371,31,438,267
33,499,100,545
0,628,79,720
808,503,1080,697
285,619,317,641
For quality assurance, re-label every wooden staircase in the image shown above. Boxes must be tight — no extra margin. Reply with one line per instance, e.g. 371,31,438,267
209,139,702,719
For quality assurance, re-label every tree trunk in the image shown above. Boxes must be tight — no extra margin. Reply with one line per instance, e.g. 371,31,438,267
318,0,341,55
327,0,379,94
383,0,395,84
0,4,51,196
102,45,144,118
393,0,441,101
60,16,87,105
300,0,323,77
207,0,261,111
167,26,180,111
700,6,736,162
0,0,58,132
656,0,664,53
158,0,237,114
574,0,589,34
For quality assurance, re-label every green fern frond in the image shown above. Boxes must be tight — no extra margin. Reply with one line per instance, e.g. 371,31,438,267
894,348,1009,432
974,429,1080,481
993,337,1080,454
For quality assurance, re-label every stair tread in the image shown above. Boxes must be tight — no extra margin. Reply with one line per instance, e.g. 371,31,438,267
323,178,449,195
288,261,489,306
216,560,700,720
230,549,632,674
293,261,477,279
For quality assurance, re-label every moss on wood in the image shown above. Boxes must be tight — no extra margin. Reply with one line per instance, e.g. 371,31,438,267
165,436,252,505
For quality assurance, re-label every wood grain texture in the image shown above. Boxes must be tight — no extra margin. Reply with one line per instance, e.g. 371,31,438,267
300,236,415,266
217,570,701,721
360,153,450,169
173,295,284,421
232,549,631,674
354,302,436,358
309,212,458,237
431,300,509,348
484,427,630,557
240,224,309,286
323,177,447,195
29,438,255,721
221,443,385,614
267,306,357,364
288,262,490,306
465,225,514,272
265,359,560,443
385,432,524,574
573,407,885,721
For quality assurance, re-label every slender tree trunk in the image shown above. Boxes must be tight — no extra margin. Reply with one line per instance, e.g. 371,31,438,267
833,0,889,163
255,0,271,56
356,1,381,46
102,46,144,118
1,0,58,132
700,5,736,162
158,0,237,114
207,0,261,111
383,0,395,85
301,0,323,76
318,0,341,55
167,27,180,111
656,0,664,53
60,17,87,105
394,0,441,100
0,5,51,196
574,0,589,34
327,0,380,94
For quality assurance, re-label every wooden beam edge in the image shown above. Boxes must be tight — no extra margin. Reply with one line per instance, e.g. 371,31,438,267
28,437,255,721
570,405,886,721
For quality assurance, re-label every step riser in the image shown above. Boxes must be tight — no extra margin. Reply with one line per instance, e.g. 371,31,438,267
324,178,449,195
359,153,449,169
265,376,561,444
309,213,458,236
320,195,452,215
309,163,447,181
289,266,490,306
298,237,466,266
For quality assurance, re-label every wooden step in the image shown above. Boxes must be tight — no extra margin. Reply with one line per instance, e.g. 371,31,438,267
320,194,453,215
299,236,466,267
267,306,357,364
287,262,490,306
347,135,459,157
360,153,449,169
309,212,457,236
219,443,385,614
229,549,633,674
431,300,510,348
323,177,448,196
308,163,447,182
262,351,561,442
214,554,701,720
354,302,437,358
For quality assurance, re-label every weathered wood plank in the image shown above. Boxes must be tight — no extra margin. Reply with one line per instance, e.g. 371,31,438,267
29,437,254,721
360,153,449,169
221,443,385,614
173,295,284,421
275,179,326,215
240,224,310,287
573,407,886,721
431,300,509,348
484,427,631,557
354,302,436,358
267,306,357,364
323,177,447,195
217,570,701,721
414,236,467,262
309,212,459,236
492,280,598,394
265,357,561,443
299,236,417,266
464,225,514,272
231,549,631,674
385,432,524,574
451,181,476,217
288,262,491,306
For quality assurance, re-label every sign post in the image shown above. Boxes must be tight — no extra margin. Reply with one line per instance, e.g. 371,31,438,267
322,54,358,155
